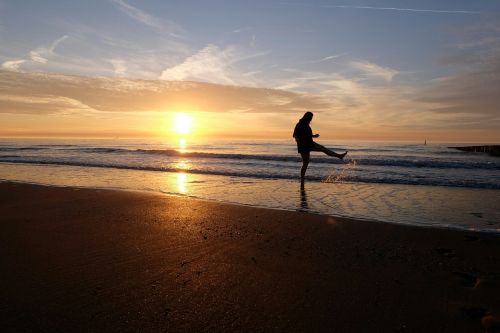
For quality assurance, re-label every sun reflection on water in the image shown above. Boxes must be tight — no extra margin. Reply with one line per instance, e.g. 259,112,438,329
177,172,187,194
174,160,191,171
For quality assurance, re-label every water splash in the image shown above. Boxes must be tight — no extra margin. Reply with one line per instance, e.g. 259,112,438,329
323,157,358,183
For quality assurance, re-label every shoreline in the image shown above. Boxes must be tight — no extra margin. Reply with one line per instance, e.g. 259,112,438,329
2,178,500,236
1,158,499,189
1,182,500,331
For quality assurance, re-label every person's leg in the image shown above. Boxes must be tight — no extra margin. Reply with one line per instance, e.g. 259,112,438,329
311,142,347,160
300,151,310,181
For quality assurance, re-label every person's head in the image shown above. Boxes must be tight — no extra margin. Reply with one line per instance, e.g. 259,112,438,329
301,111,314,124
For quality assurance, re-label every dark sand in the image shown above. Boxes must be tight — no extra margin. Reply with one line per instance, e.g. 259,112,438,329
1,182,499,332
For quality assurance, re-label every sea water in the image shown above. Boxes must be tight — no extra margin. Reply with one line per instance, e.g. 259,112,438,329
1,138,499,232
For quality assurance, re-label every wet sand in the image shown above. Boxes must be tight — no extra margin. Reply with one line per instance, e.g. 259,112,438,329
1,182,499,332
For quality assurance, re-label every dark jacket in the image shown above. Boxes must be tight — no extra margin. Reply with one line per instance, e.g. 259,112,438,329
293,121,314,153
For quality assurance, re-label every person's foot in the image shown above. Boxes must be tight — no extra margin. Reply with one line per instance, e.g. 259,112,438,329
339,151,348,160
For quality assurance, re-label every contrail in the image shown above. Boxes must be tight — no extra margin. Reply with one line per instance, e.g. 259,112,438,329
323,5,479,14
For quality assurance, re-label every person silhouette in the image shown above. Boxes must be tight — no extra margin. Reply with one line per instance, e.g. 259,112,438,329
293,111,347,183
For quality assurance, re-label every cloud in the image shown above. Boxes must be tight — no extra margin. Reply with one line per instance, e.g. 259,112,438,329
266,63,480,133
0,70,332,115
0,94,94,115
20,18,191,79
1,36,67,72
321,5,479,14
29,35,68,64
229,26,253,34
416,20,500,123
275,59,399,93
160,44,269,85
109,59,127,77
160,45,236,84
1,13,192,79
418,59,500,120
110,0,185,38
350,60,398,82
1,59,26,71
308,53,346,64
269,67,408,125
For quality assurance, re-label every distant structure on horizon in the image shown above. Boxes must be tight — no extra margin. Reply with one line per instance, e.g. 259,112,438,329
450,145,500,157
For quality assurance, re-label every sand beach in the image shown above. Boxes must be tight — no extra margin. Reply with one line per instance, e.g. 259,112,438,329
1,182,499,332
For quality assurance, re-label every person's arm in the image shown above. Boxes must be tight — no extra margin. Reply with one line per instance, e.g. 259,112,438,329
307,125,318,139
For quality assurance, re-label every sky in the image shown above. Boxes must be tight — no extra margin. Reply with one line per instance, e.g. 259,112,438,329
1,0,500,142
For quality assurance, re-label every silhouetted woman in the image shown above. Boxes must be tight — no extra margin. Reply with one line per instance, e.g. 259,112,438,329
293,111,347,182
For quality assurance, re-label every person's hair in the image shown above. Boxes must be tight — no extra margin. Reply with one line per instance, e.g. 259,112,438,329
300,111,314,123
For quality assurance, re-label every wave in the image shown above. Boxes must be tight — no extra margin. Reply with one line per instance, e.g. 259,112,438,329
1,159,499,189
60,147,500,169
65,147,128,153
0,147,48,151
2,146,499,170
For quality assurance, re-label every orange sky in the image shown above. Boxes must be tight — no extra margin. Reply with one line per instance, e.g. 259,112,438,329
0,70,498,143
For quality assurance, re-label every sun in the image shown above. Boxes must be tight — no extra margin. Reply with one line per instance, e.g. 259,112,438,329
174,113,193,135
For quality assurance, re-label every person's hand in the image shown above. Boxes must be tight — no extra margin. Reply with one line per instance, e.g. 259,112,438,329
313,134,320,138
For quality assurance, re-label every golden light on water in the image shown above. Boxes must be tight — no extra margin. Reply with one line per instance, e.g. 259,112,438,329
174,160,190,171
177,172,187,194
174,113,193,135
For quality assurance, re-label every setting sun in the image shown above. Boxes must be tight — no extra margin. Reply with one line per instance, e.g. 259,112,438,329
174,113,193,135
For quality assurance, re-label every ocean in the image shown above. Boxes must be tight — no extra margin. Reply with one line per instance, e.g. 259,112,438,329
1,138,499,232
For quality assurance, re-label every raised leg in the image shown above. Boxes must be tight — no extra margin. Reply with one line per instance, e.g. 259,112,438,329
312,143,347,160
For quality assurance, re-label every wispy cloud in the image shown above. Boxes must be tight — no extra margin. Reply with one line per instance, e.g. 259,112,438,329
29,18,191,79
264,60,463,132
160,44,269,85
321,5,479,14
229,26,253,34
0,70,331,115
308,53,347,64
274,59,399,93
29,35,68,64
1,35,68,71
417,21,500,122
109,59,127,77
350,60,398,82
280,2,479,14
0,93,94,115
160,45,237,84
110,0,185,38
1,59,26,71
